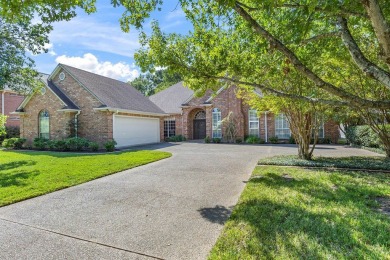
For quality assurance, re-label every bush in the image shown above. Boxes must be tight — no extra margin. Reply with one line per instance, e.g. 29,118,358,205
89,142,99,152
166,135,186,142
269,136,279,144
104,139,117,152
235,138,243,144
345,125,383,148
2,138,26,149
337,138,348,145
54,140,67,151
204,136,211,143
245,135,260,144
289,136,296,144
0,126,20,143
212,138,221,143
47,140,57,150
65,137,89,151
33,138,48,150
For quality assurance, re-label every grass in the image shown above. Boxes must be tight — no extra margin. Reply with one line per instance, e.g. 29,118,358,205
209,165,390,259
259,155,390,171
0,150,171,207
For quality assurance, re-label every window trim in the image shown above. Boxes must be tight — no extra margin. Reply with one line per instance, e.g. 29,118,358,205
248,109,260,137
212,108,222,138
275,113,291,139
164,118,176,138
39,110,50,139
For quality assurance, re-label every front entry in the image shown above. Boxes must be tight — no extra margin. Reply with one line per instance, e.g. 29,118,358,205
193,119,206,139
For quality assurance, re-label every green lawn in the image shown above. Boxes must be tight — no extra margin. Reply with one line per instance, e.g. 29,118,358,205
0,150,171,207
209,165,390,259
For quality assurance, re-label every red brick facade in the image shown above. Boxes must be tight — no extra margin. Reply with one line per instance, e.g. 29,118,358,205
0,91,24,127
162,86,340,143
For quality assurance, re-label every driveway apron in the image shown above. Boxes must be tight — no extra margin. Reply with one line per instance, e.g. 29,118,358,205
0,143,379,259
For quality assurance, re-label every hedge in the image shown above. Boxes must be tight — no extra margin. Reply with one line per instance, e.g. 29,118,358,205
345,125,386,149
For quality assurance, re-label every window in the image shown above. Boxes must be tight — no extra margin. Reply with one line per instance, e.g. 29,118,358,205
212,108,222,138
275,113,291,139
164,119,176,138
248,110,259,137
39,110,50,139
194,110,206,120
312,122,325,138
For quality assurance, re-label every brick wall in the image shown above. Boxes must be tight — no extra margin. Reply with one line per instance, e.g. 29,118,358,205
20,87,73,145
0,91,24,127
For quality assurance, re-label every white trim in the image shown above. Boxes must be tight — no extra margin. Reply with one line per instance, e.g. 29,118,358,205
56,109,81,112
93,107,166,117
205,87,225,103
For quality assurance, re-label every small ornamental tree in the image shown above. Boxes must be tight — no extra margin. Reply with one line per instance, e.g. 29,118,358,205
221,112,238,143
0,115,7,138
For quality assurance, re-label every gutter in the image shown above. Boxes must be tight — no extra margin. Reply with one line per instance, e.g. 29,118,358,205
74,111,81,138
93,107,166,117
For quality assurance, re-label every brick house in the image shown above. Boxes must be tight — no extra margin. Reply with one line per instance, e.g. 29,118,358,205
150,82,340,143
0,88,24,127
15,64,166,147
15,64,339,147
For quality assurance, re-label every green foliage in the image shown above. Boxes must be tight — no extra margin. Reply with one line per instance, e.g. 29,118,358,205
104,139,117,152
346,125,386,149
33,138,48,150
166,135,186,142
0,19,49,92
1,138,26,149
245,135,261,144
89,142,99,152
259,155,390,171
0,125,21,144
129,69,182,96
212,138,221,143
269,136,279,144
289,136,296,144
210,165,390,259
0,149,171,206
0,115,6,137
204,136,211,143
235,138,242,144
65,137,90,151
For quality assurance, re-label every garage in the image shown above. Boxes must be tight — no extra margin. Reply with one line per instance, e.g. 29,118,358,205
113,115,160,147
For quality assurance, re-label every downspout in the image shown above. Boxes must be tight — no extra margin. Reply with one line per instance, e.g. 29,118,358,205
264,111,268,143
74,111,80,138
112,110,119,140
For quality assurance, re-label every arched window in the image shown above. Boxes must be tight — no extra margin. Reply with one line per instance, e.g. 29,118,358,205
39,110,50,139
194,110,206,120
212,108,222,138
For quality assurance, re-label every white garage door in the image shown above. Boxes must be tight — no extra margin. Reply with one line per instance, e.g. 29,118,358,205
113,115,160,147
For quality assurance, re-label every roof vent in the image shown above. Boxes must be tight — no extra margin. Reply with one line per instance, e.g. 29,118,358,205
59,72,65,81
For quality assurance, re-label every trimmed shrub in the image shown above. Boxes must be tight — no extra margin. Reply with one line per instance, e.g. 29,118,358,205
289,136,296,144
89,142,99,152
2,138,26,149
33,138,48,150
245,135,260,144
345,125,388,149
65,137,89,151
0,126,20,143
166,135,186,142
204,136,211,143
269,136,279,144
54,140,67,151
212,138,221,143
104,139,117,152
235,138,243,144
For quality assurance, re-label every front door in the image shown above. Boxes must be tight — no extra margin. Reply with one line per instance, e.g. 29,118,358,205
193,119,206,139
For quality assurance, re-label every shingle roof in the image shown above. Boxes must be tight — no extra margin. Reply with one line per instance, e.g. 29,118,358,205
149,81,194,114
60,64,165,114
46,80,80,110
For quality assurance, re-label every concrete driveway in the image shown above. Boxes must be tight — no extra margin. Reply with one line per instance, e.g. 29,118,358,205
0,143,379,259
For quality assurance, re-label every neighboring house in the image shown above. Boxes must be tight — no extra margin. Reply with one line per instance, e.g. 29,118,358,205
149,82,340,143
15,64,166,147
0,88,24,127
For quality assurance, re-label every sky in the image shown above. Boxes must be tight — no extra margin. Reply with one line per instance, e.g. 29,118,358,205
32,1,192,82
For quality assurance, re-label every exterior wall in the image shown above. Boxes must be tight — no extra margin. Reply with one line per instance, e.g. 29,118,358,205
52,68,112,144
19,87,73,145
324,120,340,143
161,114,183,139
0,91,24,127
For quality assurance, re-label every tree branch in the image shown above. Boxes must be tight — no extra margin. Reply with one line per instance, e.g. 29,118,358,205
337,16,390,90
361,0,390,67
233,2,390,109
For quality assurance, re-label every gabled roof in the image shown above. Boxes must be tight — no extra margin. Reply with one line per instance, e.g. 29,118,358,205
16,73,80,113
57,64,165,115
149,81,194,114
